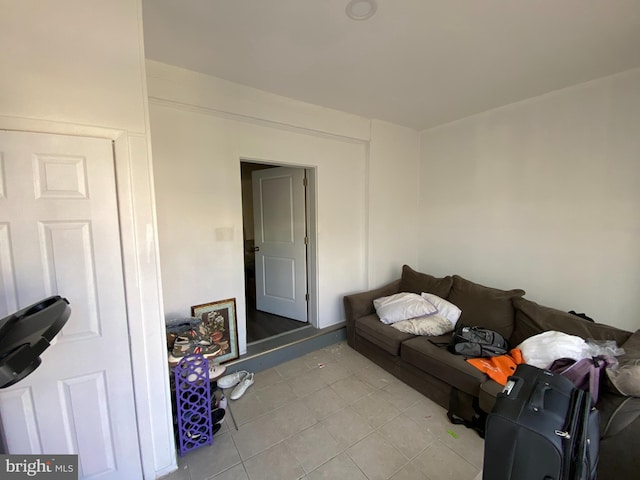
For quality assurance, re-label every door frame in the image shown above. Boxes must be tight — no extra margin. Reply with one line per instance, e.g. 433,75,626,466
0,130,142,477
240,159,318,329
0,118,174,479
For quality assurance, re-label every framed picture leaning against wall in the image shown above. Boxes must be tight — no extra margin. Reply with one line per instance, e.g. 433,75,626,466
191,298,239,364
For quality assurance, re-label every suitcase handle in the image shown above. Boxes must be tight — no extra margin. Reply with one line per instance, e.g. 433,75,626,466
502,375,522,398
530,382,550,412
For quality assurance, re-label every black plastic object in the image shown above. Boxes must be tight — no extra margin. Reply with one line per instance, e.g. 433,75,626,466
0,296,71,388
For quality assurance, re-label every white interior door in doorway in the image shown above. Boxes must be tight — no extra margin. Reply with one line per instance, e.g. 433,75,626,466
252,167,308,322
0,131,142,479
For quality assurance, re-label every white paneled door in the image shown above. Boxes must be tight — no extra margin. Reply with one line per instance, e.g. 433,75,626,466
252,167,307,322
0,131,142,479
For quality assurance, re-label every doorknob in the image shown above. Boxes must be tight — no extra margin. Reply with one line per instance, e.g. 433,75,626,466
253,246,260,252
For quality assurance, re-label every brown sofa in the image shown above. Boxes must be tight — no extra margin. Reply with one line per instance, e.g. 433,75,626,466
343,265,640,480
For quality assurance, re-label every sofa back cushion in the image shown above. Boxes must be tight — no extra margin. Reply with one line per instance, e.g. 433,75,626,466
510,297,631,347
446,275,524,340
606,329,640,397
399,265,453,298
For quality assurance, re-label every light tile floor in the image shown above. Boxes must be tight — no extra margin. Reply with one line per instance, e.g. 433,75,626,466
161,341,484,480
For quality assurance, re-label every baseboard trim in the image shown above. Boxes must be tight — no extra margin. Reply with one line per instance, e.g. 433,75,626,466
224,323,346,373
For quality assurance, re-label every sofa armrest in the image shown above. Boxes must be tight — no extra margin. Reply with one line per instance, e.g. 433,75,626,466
343,279,401,347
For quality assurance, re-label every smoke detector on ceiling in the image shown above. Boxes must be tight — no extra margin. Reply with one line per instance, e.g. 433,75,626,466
345,0,378,21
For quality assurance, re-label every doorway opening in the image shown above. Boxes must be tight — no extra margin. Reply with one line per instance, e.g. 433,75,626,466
240,161,317,345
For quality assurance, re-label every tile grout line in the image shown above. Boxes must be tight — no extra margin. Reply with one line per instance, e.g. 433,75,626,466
174,341,483,480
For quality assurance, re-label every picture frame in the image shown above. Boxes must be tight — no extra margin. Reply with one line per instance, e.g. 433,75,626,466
190,298,239,364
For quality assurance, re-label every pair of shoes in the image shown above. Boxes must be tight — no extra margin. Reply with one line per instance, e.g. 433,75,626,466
187,424,221,439
230,373,255,400
172,329,222,358
217,370,250,389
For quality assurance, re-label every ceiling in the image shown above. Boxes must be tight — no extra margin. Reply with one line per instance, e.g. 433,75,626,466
141,0,640,131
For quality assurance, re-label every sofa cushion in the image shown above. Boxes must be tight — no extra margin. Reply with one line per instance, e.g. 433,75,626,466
401,336,487,396
399,265,453,298
606,329,640,397
598,394,640,438
446,275,525,340
479,380,503,413
355,314,415,356
510,297,631,347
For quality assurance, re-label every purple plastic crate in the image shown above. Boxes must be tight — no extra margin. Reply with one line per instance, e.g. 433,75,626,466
174,353,213,455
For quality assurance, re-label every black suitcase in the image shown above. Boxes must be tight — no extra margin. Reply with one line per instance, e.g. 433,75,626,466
483,363,599,480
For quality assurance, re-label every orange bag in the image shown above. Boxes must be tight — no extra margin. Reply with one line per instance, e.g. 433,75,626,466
467,348,525,386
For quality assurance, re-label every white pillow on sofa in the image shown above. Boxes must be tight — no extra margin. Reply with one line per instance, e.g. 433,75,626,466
373,292,438,325
420,292,462,328
391,314,455,336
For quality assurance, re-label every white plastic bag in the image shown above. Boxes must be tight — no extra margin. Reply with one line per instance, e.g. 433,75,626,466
518,331,588,369
584,339,625,359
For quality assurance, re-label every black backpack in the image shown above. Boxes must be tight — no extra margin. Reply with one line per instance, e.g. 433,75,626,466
448,323,509,358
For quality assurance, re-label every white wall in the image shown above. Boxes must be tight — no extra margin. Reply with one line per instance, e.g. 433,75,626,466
0,2,173,478
419,68,640,332
148,64,368,350
147,62,421,354
368,120,421,286
0,1,147,134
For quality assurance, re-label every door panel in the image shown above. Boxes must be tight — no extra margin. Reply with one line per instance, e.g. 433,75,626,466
0,131,142,479
39,221,100,339
0,223,18,316
252,167,307,322
0,387,41,453
263,256,295,299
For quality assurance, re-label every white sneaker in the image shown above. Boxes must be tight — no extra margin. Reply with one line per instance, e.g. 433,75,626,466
216,395,227,424
230,373,254,400
217,370,249,389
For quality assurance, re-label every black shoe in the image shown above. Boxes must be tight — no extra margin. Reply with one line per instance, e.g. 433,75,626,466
211,407,226,424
